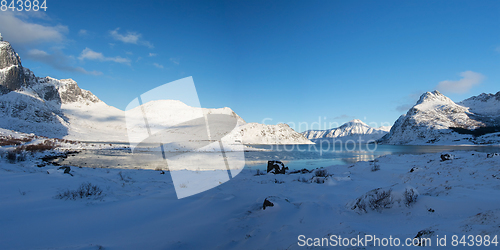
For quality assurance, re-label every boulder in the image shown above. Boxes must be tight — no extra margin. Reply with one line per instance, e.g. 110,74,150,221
267,160,288,174
440,153,454,161
414,229,434,246
58,166,73,176
263,198,274,210
487,153,498,158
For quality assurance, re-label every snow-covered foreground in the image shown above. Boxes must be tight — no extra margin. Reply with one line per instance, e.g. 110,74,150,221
1,151,500,249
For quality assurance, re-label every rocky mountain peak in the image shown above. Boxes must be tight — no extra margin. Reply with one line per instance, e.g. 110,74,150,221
0,41,21,68
0,38,100,104
0,39,25,92
415,90,451,105
337,119,366,130
380,90,499,145
345,119,366,125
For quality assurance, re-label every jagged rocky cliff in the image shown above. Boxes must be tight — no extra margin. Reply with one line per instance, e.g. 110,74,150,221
380,90,500,145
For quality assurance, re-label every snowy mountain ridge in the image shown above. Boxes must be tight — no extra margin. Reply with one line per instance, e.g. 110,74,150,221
380,90,500,145
302,119,390,142
234,123,314,145
458,91,500,117
0,39,312,144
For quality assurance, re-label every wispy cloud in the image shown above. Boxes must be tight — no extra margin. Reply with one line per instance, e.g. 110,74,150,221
15,11,52,21
25,49,102,75
153,63,164,69
78,48,131,65
78,29,88,37
109,28,154,48
495,46,500,53
0,12,67,45
395,90,424,113
170,57,180,65
395,104,413,112
436,71,485,94
149,53,156,57
332,114,355,120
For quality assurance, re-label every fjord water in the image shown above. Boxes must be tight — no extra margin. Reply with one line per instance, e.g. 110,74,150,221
59,142,500,171
244,143,500,170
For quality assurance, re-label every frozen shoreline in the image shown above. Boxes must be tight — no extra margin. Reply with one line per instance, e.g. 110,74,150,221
1,150,499,249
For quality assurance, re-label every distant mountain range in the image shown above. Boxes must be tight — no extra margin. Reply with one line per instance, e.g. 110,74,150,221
0,39,312,145
301,119,391,143
380,90,500,145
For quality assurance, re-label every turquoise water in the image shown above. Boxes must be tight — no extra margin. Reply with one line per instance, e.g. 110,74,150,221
59,142,500,171
243,144,500,170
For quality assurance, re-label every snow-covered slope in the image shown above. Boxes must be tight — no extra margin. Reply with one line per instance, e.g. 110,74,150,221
2,150,500,249
126,100,312,145
302,119,389,142
381,90,500,145
126,100,245,131
458,91,500,117
230,123,314,145
0,39,310,145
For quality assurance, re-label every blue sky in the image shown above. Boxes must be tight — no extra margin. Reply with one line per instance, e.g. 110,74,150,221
1,0,499,131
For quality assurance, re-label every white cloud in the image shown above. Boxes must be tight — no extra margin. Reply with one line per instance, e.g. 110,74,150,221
109,28,154,48
149,53,156,57
78,48,131,65
25,49,102,75
27,49,49,57
110,28,138,43
0,12,67,45
153,63,164,69
78,29,88,37
436,71,485,94
495,46,500,53
15,11,51,21
142,41,154,49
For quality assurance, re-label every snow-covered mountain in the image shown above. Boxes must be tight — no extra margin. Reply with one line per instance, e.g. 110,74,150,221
458,92,500,117
0,38,312,145
232,123,314,145
125,100,312,145
301,119,390,143
0,38,127,140
380,90,500,145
